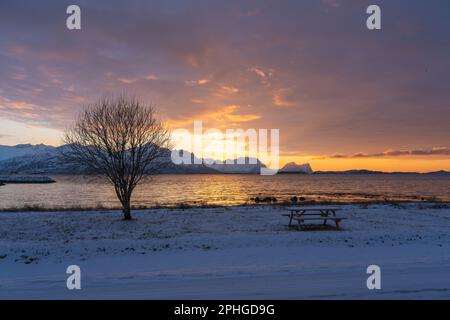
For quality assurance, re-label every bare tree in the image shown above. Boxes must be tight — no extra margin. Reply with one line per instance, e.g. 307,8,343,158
63,95,171,220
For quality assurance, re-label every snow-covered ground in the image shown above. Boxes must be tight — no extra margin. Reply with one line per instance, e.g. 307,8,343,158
1,203,450,299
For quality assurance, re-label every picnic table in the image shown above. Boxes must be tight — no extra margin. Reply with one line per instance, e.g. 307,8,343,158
282,206,346,230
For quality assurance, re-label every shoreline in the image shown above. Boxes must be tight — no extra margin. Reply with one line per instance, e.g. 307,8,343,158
0,200,449,213
0,175,56,184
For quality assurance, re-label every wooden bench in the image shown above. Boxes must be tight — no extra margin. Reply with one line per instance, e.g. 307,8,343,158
282,207,347,230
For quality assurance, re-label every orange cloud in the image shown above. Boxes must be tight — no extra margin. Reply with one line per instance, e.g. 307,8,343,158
186,79,210,86
0,97,38,111
224,113,261,122
273,89,296,107
273,95,295,107
326,147,450,158
167,105,260,128
220,85,239,94
10,102,36,110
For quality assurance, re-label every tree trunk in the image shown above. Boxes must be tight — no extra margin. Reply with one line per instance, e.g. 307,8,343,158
122,197,132,220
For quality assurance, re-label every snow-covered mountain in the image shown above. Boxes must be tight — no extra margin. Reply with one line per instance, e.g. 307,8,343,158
204,157,265,174
279,162,313,174
0,144,55,161
0,144,265,174
0,144,88,174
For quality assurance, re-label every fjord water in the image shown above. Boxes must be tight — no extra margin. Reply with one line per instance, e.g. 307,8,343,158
0,174,449,210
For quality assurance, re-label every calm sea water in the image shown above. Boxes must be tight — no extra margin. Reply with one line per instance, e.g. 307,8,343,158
1,174,449,210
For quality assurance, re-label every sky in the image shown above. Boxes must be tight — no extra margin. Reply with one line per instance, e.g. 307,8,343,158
0,0,450,171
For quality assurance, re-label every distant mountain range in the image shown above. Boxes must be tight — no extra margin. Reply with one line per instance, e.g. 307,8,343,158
0,144,54,161
278,162,313,174
313,169,450,175
0,144,266,175
0,144,449,175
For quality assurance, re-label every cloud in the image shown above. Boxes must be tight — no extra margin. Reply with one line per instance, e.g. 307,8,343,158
249,67,267,78
167,105,260,128
185,79,210,86
145,74,159,80
1,0,450,157
224,113,261,122
220,86,239,94
117,77,138,84
4,101,36,111
328,147,450,158
273,89,296,107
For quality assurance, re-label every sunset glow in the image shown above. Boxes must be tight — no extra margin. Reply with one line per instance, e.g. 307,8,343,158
1,1,449,171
